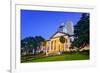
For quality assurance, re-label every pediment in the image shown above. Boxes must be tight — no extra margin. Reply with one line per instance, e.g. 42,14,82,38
50,32,69,39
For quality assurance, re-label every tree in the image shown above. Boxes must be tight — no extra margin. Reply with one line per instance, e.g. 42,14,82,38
73,13,90,48
34,36,45,47
34,36,45,54
21,36,45,55
21,37,37,54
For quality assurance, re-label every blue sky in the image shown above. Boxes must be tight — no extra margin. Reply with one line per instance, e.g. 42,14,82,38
21,9,84,40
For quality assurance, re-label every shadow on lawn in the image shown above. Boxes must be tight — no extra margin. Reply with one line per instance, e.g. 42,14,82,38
21,50,89,63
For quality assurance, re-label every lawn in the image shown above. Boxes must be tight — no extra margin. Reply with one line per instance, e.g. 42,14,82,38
22,52,89,63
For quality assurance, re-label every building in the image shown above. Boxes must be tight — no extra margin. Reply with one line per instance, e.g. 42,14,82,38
41,21,74,55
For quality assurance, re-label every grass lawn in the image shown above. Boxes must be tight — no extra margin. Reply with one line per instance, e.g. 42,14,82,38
23,53,89,63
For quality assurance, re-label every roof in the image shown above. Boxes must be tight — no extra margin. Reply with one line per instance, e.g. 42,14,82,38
49,31,70,39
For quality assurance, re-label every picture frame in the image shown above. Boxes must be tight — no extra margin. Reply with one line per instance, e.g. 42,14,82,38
11,1,96,73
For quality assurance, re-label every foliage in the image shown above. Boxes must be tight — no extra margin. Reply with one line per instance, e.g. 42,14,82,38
73,13,90,48
59,36,65,44
21,36,45,54
79,50,89,55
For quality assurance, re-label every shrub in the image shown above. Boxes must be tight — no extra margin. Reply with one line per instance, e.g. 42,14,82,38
79,50,89,55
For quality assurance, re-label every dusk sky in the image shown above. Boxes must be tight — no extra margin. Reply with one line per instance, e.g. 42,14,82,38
21,9,84,40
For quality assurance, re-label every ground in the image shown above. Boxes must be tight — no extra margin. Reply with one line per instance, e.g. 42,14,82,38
21,51,89,63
